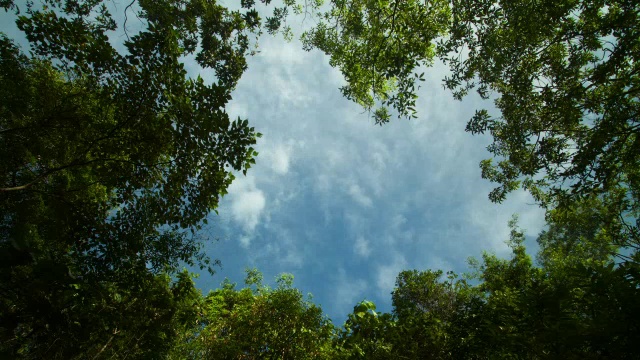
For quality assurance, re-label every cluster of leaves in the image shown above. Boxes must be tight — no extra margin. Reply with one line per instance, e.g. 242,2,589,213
300,0,450,124
170,269,336,359
442,0,640,202
1,257,202,359
440,0,640,264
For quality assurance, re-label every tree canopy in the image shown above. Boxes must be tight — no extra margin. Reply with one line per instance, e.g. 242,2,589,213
0,0,290,357
170,269,336,359
300,0,450,124
1,0,638,358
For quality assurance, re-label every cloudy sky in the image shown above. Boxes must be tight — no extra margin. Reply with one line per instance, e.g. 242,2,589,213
188,6,547,323
1,2,546,324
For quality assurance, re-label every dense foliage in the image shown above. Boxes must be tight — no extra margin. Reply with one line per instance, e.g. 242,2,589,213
1,0,638,358
0,0,288,357
300,0,450,124
170,269,336,359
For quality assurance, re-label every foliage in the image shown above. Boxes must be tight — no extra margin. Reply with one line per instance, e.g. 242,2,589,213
0,0,294,357
537,194,625,267
1,0,639,358
171,269,336,359
334,272,481,360
0,0,275,272
1,267,202,359
334,300,395,359
473,218,640,358
300,0,450,124
391,270,483,359
439,0,640,262
441,0,639,204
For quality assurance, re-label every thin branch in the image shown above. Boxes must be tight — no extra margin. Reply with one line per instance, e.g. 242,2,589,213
93,329,119,360
0,161,87,192
123,0,136,41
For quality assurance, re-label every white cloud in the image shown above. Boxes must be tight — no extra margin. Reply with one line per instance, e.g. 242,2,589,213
239,235,252,249
271,146,291,174
251,225,304,268
354,236,371,258
231,190,265,231
333,269,368,318
348,183,373,207
228,101,249,120
262,141,293,175
376,254,407,294
466,189,546,256
227,175,266,237
391,214,408,230
257,36,312,66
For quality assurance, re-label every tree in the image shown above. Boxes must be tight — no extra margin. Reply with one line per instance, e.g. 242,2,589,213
356,217,640,359
171,269,336,359
300,0,450,124
439,0,640,260
334,273,483,360
441,0,639,199
0,0,283,276
0,0,295,357
301,0,639,261
471,217,640,358
391,270,483,359
1,266,202,359
537,194,624,269
333,300,396,360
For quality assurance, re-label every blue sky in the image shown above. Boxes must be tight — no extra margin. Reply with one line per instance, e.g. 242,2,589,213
1,1,546,325
190,20,547,323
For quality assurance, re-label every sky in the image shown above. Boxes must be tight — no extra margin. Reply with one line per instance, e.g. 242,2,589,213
187,6,547,323
0,1,546,325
